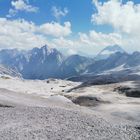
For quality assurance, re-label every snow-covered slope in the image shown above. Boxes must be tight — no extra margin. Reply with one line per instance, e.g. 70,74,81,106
0,78,80,99
0,65,21,78
0,77,139,124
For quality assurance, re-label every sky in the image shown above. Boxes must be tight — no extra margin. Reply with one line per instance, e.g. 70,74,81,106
0,0,140,56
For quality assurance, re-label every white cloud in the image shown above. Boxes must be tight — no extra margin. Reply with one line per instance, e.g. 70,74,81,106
52,6,68,21
52,37,74,48
39,22,71,37
92,0,140,35
0,17,138,55
0,18,72,50
7,9,17,17
91,0,140,52
0,16,138,55
12,0,38,12
7,0,38,17
50,0,140,54
0,18,47,49
2,0,140,55
49,31,122,55
78,31,122,48
67,49,78,55
50,29,140,55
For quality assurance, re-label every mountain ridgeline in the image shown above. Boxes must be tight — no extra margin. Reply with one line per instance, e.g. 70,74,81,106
0,45,92,79
95,45,126,60
0,45,140,81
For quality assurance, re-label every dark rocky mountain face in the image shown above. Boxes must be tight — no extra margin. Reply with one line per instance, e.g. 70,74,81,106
87,52,129,74
0,45,64,79
59,55,93,78
125,51,140,67
68,51,140,83
22,46,64,79
87,51,140,75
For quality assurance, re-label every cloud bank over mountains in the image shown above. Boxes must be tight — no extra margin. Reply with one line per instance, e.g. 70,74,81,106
0,0,140,55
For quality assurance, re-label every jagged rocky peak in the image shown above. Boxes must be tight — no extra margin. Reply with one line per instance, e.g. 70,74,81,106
30,45,58,56
41,45,54,55
41,44,62,56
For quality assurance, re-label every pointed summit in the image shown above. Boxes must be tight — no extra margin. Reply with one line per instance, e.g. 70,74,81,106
95,45,126,60
41,44,54,55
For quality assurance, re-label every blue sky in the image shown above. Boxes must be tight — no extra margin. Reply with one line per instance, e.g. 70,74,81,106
0,0,95,33
0,0,138,32
0,0,140,55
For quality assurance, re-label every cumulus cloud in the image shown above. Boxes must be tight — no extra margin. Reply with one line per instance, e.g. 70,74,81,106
0,18,72,50
78,31,122,47
39,22,71,37
0,18,47,49
1,17,117,53
52,6,68,21
7,0,38,17
91,0,140,52
49,31,122,55
52,37,74,48
67,49,78,55
92,0,140,35
2,0,140,54
0,17,135,55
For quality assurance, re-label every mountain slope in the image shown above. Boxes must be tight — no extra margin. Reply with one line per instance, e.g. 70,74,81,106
88,52,129,74
22,45,64,79
69,51,140,83
0,65,21,78
0,45,64,79
0,45,140,81
95,45,126,60
0,45,93,79
59,55,93,78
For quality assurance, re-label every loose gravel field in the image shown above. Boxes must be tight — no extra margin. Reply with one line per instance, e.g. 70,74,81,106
0,78,139,140
0,106,139,140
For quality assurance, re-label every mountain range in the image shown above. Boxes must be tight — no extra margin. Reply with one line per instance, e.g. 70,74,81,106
0,45,63,79
0,45,140,81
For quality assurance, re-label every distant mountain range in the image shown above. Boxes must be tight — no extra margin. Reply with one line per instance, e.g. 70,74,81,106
0,45,140,81
0,45,91,79
68,51,140,83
